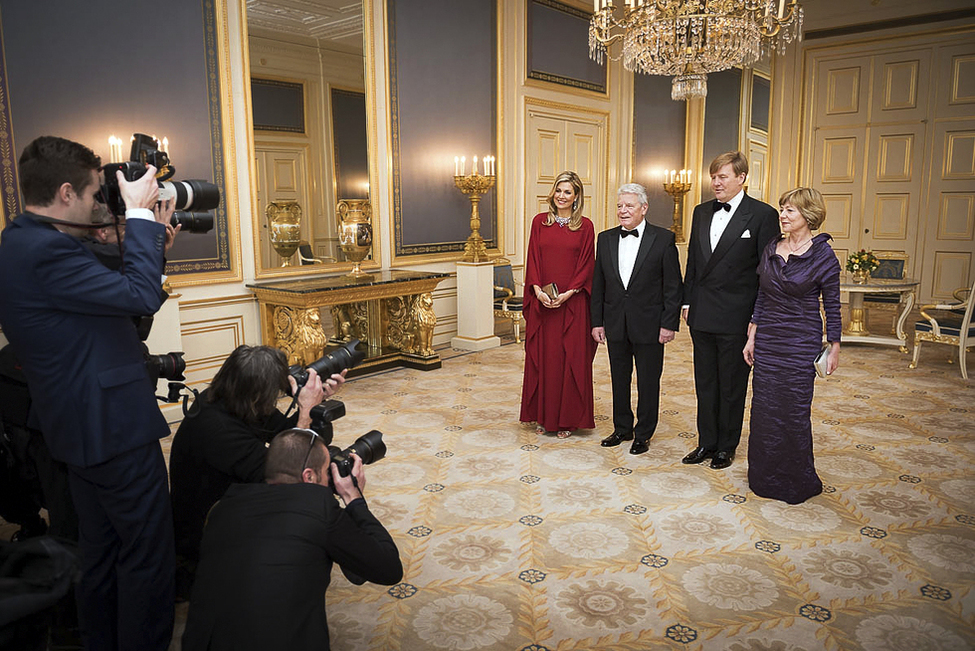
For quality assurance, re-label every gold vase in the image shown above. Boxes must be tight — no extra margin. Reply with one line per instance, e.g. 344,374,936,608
337,199,373,278
852,268,869,284
266,201,302,267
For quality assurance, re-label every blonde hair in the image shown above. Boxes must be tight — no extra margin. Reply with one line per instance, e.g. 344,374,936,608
709,151,749,177
545,171,585,231
779,187,826,230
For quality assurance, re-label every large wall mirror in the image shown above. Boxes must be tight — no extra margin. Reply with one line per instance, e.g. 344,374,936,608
246,0,375,278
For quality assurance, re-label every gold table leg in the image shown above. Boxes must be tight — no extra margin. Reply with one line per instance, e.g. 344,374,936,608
844,292,870,336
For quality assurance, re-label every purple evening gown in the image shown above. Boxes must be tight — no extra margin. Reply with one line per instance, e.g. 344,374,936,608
747,233,842,504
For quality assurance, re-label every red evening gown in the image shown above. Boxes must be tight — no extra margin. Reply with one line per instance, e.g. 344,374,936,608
519,213,597,432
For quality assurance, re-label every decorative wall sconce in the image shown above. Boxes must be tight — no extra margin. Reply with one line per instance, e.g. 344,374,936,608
662,168,692,243
266,201,303,266
453,154,496,262
337,198,373,278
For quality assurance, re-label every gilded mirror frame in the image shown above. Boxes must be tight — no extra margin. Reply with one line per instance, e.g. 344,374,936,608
240,0,382,279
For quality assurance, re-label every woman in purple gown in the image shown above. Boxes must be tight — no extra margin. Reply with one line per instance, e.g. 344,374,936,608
743,188,841,504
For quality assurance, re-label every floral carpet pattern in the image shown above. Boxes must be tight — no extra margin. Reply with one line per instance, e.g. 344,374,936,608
173,332,974,650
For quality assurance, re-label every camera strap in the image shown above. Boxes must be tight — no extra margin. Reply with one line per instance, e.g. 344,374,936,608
28,214,110,231
283,385,300,419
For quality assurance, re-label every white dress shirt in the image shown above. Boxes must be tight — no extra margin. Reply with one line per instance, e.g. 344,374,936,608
618,219,646,289
709,189,745,251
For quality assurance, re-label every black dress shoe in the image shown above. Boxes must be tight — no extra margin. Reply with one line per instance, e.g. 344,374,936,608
601,431,634,447
710,450,734,469
629,439,650,455
681,446,713,464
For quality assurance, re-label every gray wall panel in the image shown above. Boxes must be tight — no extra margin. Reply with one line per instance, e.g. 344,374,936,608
0,0,228,272
633,74,686,229
389,0,497,255
700,69,742,204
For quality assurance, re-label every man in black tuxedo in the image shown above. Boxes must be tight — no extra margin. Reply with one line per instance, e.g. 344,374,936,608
591,183,682,455
682,151,780,469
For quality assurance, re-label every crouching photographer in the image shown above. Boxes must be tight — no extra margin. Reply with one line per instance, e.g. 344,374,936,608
182,428,402,651
169,344,347,598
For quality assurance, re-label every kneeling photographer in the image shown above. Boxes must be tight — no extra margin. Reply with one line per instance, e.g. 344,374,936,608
169,344,348,597
182,428,402,651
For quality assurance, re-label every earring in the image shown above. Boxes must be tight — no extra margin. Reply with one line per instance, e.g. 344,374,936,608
572,200,578,209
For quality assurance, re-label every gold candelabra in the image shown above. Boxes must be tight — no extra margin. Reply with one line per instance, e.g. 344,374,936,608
663,170,692,243
453,155,496,262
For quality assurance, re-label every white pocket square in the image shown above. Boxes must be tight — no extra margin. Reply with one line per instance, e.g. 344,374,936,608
741,230,751,238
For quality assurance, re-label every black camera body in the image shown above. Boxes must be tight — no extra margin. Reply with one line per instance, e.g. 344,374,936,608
289,338,383,479
328,431,386,478
98,133,219,234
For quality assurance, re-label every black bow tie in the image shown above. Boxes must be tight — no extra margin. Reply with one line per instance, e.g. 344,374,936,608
713,202,731,213
620,229,639,238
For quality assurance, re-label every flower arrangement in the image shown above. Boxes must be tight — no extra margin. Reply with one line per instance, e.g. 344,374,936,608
846,249,879,275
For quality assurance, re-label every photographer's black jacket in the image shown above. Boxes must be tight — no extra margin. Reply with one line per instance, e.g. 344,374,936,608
182,482,402,651
169,390,296,570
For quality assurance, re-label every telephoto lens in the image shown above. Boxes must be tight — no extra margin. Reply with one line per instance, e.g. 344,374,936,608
328,430,386,478
290,339,365,389
171,211,214,234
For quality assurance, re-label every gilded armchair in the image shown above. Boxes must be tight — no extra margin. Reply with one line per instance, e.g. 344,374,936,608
910,279,975,380
493,260,525,343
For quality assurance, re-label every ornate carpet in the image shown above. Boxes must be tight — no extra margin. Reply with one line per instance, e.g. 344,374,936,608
221,332,972,651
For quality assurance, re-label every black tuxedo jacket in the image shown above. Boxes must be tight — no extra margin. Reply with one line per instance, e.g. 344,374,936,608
683,194,779,335
591,223,682,344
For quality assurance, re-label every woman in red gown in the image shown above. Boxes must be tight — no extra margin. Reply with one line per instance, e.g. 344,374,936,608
520,171,597,439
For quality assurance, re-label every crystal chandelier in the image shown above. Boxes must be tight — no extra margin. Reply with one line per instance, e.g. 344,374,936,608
589,0,803,101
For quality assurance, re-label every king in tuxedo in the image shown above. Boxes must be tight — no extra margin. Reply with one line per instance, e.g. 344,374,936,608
591,183,682,455
681,151,780,469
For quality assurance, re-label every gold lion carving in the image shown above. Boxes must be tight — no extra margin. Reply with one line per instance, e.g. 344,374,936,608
414,293,436,357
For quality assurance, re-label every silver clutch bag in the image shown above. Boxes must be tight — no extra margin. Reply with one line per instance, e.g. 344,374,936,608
814,346,830,378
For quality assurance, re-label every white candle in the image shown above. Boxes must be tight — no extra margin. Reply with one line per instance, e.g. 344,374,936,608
778,0,786,18
461,156,466,176
108,136,124,163
161,137,169,154
491,156,496,176
473,156,478,176
455,156,459,176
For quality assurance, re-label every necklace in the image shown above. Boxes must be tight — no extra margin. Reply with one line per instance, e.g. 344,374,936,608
787,236,812,253
554,215,570,227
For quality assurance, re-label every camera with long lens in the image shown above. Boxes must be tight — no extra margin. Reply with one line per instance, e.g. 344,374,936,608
98,133,219,234
294,340,384,480
289,338,365,391
328,430,386,478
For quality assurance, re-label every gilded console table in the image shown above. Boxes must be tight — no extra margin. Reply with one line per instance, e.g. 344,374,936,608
840,275,919,352
247,270,449,374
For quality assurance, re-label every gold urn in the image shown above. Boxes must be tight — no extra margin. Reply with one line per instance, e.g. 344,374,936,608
266,201,303,266
337,199,373,278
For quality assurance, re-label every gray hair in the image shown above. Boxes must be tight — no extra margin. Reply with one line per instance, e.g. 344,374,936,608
617,183,648,206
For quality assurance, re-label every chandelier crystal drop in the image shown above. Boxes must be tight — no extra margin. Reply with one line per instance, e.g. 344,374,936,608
589,0,804,101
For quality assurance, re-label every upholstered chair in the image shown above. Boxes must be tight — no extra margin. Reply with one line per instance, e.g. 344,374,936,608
910,278,975,380
493,260,524,343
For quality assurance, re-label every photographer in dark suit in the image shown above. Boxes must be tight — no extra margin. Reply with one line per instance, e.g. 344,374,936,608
591,183,682,455
681,151,780,469
169,344,344,598
182,428,402,651
0,136,178,650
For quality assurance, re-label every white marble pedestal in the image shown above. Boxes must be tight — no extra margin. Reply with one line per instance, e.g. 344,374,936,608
451,260,501,351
